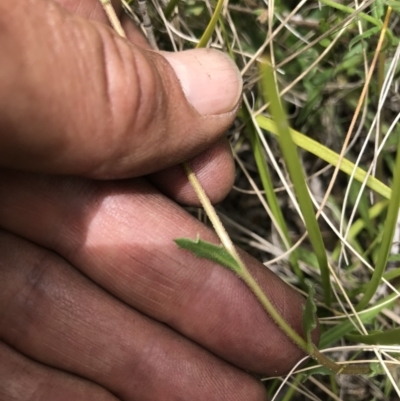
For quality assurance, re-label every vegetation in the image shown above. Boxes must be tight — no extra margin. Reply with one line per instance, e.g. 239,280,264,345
110,0,400,399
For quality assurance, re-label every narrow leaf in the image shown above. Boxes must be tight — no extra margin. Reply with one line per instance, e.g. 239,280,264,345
256,115,391,200
385,1,400,13
369,362,386,377
175,237,242,273
259,60,331,305
346,328,400,345
356,105,400,311
240,107,304,285
348,27,381,50
320,291,398,348
196,0,225,48
301,366,333,382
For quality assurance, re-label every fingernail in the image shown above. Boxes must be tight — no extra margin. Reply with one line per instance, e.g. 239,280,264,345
162,49,242,115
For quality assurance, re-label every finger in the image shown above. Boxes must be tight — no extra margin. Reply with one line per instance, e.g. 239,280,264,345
0,171,317,376
0,342,120,401
57,0,154,49
0,0,242,178
0,230,267,401
55,0,123,22
55,0,235,205
148,138,235,205
121,13,154,49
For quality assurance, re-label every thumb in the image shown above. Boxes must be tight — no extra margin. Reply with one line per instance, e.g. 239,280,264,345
0,0,242,178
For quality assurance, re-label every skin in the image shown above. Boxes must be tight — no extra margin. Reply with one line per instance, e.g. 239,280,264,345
0,1,318,400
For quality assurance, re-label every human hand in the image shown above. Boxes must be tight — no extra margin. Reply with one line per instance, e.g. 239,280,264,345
0,1,316,400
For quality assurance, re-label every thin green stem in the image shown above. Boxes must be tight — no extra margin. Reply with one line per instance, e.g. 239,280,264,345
259,60,331,305
240,268,309,351
184,161,370,375
182,163,239,259
196,0,225,48
240,263,370,375
183,164,314,366
376,48,387,196
356,83,400,311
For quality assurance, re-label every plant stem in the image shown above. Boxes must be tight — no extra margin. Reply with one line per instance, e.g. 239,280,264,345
182,162,241,260
183,162,371,376
99,0,126,37
241,266,370,375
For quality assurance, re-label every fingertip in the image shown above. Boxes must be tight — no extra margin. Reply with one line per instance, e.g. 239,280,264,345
161,49,243,116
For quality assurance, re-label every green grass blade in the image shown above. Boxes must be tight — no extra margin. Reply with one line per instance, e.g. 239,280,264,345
259,60,331,305
346,328,400,345
216,16,235,60
319,0,395,47
196,0,224,49
356,131,400,311
320,291,398,348
348,180,377,237
331,200,388,261
256,115,391,200
240,107,305,285
353,266,400,296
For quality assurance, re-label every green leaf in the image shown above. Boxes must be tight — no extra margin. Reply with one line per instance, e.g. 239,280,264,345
174,237,242,273
301,365,333,382
356,103,400,311
388,254,400,262
302,282,318,351
196,0,225,48
385,0,400,14
348,179,377,237
255,115,391,200
346,328,400,345
320,291,398,349
369,362,386,377
319,38,331,47
259,60,331,305
240,107,304,286
348,27,381,51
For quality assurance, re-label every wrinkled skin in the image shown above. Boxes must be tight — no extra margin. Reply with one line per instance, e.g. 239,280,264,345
0,1,318,400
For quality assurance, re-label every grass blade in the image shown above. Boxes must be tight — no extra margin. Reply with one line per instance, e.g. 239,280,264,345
256,115,391,200
346,328,400,345
259,60,331,305
356,123,400,310
320,292,398,348
196,0,225,48
241,107,305,285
